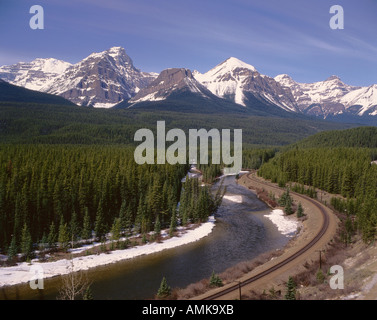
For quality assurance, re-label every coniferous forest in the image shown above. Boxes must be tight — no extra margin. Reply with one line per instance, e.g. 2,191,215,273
258,142,377,242
0,144,224,259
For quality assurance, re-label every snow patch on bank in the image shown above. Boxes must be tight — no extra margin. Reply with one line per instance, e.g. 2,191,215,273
0,216,216,288
264,209,298,237
223,195,243,203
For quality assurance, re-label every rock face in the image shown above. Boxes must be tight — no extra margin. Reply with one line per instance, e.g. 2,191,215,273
129,68,212,103
44,47,157,108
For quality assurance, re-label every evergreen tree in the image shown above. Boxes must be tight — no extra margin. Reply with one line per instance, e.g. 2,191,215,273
94,200,107,241
156,276,171,298
209,271,223,287
81,209,92,241
297,202,304,218
154,215,161,236
284,198,293,216
110,217,121,241
169,207,177,237
7,235,17,261
47,222,57,250
58,218,70,251
119,200,129,232
285,276,297,300
39,232,48,252
316,269,325,284
70,211,80,243
21,223,33,260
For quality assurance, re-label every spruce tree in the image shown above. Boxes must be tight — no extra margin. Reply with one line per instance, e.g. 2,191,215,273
157,276,171,298
7,235,18,261
285,276,297,300
70,211,80,243
21,223,33,260
118,200,128,231
209,271,223,287
284,198,293,215
94,200,106,241
81,209,92,241
297,202,304,218
169,207,177,237
154,215,161,236
58,218,70,251
47,222,57,250
110,217,121,241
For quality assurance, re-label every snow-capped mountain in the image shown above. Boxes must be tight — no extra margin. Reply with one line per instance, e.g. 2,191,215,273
340,84,377,116
194,57,299,113
274,74,377,118
0,47,157,108
120,67,247,114
43,47,157,108
1,48,376,118
0,58,72,91
129,68,212,104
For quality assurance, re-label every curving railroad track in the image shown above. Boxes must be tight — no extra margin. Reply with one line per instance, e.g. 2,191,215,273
202,172,331,300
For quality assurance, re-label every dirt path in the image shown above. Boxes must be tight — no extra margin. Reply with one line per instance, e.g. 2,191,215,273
194,172,339,300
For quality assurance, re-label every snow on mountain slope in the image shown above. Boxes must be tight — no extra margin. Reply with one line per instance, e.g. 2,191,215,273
42,47,157,107
275,73,377,117
0,47,157,108
195,57,298,112
1,49,376,117
0,58,72,91
129,68,211,104
341,84,377,116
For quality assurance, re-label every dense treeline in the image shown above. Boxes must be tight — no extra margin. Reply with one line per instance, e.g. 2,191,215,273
258,147,377,242
292,126,377,149
0,102,352,146
242,148,278,170
0,145,222,258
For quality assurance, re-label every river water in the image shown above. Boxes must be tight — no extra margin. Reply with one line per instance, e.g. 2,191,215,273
2,175,290,300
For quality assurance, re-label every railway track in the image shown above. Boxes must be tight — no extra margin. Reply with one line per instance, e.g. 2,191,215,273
202,173,330,300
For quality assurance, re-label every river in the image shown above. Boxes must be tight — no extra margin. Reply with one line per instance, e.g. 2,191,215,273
1,175,290,300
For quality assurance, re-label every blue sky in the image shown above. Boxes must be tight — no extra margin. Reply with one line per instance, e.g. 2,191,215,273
1,0,376,86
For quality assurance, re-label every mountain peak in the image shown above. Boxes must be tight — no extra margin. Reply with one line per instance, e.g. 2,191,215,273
195,57,257,85
325,75,341,82
274,74,293,82
221,57,257,72
106,46,127,56
129,67,209,104
84,46,130,62
274,74,294,84
108,46,124,52
161,68,193,78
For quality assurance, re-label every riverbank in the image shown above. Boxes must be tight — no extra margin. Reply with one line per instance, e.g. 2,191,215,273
169,173,305,299
193,172,338,300
0,216,216,288
241,173,377,300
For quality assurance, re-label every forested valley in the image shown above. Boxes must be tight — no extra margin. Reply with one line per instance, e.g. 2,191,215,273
258,127,377,243
0,145,223,261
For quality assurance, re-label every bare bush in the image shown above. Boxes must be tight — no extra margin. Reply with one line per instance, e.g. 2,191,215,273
57,259,91,300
